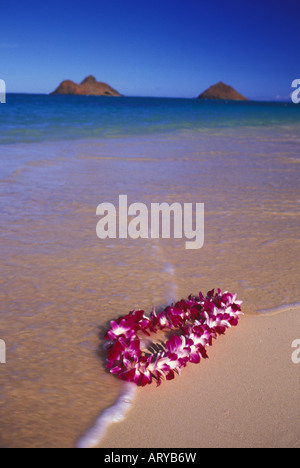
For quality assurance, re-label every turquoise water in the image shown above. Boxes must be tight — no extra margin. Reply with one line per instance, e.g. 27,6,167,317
0,94,300,144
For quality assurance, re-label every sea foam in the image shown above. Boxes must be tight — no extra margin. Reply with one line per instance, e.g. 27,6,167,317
78,239,177,448
257,302,300,316
77,382,137,449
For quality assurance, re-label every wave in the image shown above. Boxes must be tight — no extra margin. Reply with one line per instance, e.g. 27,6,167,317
77,382,137,449
78,238,178,448
257,302,300,316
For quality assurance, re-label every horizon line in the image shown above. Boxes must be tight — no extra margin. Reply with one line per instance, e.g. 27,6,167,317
4,92,292,103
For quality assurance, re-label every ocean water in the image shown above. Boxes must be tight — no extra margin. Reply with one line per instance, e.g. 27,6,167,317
1,94,300,144
0,95,300,447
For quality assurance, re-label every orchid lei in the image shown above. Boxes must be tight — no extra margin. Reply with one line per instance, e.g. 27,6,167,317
105,289,243,387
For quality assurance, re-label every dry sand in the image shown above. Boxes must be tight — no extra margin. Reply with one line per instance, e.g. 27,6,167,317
99,309,300,448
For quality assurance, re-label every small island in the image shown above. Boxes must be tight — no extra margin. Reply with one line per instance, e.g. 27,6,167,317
51,75,122,97
198,81,248,101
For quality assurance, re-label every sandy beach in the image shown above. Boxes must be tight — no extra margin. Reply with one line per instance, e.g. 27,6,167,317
0,122,299,448
98,309,300,448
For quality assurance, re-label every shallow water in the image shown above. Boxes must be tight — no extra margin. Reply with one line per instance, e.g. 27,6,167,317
0,121,300,447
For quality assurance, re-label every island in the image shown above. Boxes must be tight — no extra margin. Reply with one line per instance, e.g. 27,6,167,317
51,75,122,97
198,81,248,101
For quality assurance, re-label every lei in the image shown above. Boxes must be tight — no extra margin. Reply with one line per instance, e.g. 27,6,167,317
105,289,243,386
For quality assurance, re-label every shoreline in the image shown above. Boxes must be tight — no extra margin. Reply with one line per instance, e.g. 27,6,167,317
1,124,299,447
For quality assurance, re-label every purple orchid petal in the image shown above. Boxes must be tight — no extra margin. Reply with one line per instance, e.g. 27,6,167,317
105,288,243,386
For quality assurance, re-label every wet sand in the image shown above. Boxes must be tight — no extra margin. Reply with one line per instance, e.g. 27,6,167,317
0,127,299,447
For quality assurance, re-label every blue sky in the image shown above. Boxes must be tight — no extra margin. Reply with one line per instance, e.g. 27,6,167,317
0,0,298,99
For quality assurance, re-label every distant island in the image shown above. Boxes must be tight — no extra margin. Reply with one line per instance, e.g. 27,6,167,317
198,81,248,101
51,75,122,97
51,76,248,100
